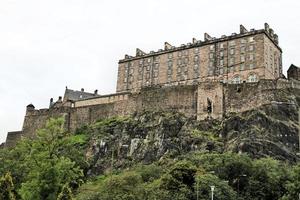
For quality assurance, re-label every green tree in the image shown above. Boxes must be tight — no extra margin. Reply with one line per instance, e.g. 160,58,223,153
281,163,300,200
98,171,144,200
57,184,74,200
0,172,16,200
18,118,83,200
244,157,289,200
194,173,236,200
159,161,197,200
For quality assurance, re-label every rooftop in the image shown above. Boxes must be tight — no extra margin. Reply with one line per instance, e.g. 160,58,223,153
119,23,280,63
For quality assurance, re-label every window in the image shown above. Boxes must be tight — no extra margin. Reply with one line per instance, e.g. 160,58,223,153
248,74,257,82
194,48,199,54
220,59,224,66
248,37,254,42
209,61,214,67
153,71,159,78
210,45,215,51
219,68,223,74
139,60,143,65
154,63,159,69
240,63,245,71
194,64,199,70
240,38,247,44
168,61,173,68
219,43,225,49
249,45,254,51
230,48,235,55
184,50,188,56
178,58,182,65
240,46,245,53
249,54,255,61
146,72,150,79
209,53,214,59
146,65,150,71
220,51,224,57
194,55,199,62
229,57,235,66
168,69,172,75
249,63,255,69
147,58,151,63
232,76,241,84
168,53,173,59
177,67,181,73
154,56,160,62
178,51,182,57
184,57,189,64
229,40,236,46
240,55,245,62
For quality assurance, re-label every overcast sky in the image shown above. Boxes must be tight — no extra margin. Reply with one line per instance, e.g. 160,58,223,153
0,0,299,143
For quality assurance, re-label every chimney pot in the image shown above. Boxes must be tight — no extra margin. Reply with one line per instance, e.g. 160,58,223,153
81,88,84,92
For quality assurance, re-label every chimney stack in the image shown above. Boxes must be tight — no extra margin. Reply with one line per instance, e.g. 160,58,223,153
49,98,54,108
164,42,172,50
240,24,248,34
192,38,197,44
273,34,279,44
204,33,212,41
264,23,270,32
136,48,145,56
94,89,98,95
81,88,84,92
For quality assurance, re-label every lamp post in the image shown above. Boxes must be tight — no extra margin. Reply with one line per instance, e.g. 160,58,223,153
210,185,215,200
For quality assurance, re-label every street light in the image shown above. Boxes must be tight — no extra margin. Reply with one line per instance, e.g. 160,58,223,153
210,185,215,200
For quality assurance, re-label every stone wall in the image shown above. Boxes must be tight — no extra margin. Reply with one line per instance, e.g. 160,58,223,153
5,131,22,148
7,79,300,147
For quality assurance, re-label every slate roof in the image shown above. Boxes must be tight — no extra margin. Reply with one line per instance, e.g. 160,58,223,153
287,64,299,72
63,88,99,102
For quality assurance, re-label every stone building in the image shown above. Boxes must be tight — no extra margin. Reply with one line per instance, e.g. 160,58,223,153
4,23,300,148
116,23,282,93
287,64,300,80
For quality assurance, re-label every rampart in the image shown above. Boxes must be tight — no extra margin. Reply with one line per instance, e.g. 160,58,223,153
5,79,300,147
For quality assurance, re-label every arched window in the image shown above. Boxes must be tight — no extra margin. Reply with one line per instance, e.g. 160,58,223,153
232,75,241,84
248,74,257,82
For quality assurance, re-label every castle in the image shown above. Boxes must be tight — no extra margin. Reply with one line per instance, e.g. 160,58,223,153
3,23,300,147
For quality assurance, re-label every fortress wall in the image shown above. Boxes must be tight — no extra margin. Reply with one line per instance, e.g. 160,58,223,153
197,82,224,120
9,79,300,148
74,93,130,107
224,79,300,114
131,85,198,117
22,108,71,138
69,85,198,132
5,131,22,148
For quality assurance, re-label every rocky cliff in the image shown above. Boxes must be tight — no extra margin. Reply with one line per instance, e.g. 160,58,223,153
77,93,299,176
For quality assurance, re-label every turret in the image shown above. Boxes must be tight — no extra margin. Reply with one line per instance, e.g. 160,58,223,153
26,103,35,114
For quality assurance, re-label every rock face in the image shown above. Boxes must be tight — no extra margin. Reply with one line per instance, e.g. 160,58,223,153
82,100,299,175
